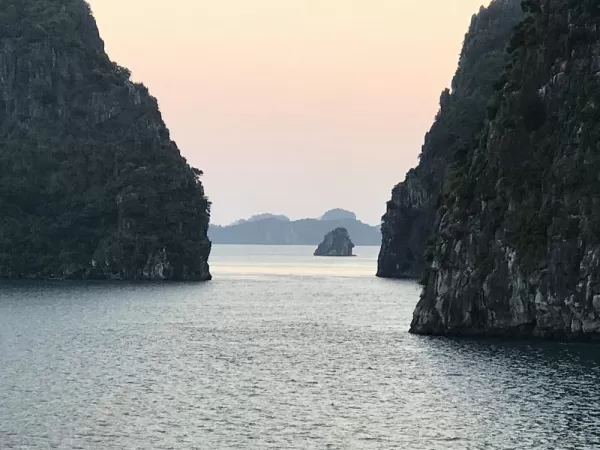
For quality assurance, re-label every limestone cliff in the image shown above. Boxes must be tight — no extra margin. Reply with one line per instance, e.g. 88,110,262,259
413,0,600,339
314,228,355,257
377,0,523,279
0,0,211,280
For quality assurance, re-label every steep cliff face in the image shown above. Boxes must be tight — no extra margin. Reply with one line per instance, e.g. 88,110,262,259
0,0,211,280
377,0,523,279
413,0,600,339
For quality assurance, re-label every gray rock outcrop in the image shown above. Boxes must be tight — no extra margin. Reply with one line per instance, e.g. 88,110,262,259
314,228,355,257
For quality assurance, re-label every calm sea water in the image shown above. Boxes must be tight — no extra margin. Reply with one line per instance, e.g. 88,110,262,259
1,245,600,449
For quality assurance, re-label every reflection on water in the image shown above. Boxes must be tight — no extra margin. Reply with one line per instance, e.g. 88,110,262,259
0,245,599,449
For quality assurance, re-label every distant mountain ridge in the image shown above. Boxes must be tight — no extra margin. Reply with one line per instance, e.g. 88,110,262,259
230,213,290,226
320,209,356,221
210,209,380,246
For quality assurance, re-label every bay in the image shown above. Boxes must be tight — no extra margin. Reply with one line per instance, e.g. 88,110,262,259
1,245,599,449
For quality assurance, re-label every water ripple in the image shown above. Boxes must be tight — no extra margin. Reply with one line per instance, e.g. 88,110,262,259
1,247,599,449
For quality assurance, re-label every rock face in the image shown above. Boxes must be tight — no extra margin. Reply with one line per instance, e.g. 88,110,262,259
413,0,600,339
0,0,211,281
314,228,355,257
377,0,523,279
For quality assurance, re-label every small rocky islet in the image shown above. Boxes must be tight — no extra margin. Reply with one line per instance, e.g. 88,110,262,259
314,228,355,257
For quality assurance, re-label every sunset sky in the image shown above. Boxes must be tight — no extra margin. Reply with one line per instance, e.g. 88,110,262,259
87,0,490,225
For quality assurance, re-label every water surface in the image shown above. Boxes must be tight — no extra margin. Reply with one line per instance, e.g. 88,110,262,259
1,245,599,449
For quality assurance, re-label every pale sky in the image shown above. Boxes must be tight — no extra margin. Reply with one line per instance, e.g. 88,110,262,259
87,0,489,225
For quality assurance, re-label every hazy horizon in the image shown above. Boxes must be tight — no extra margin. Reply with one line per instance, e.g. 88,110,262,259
214,209,378,227
87,0,490,226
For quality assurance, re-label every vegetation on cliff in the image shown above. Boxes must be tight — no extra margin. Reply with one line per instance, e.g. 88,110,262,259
377,0,523,279
413,0,600,339
0,0,211,280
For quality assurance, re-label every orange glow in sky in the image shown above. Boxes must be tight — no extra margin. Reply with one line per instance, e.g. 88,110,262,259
87,0,490,225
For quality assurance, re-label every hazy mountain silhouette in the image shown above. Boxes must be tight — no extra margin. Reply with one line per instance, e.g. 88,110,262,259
229,213,290,226
210,210,380,245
